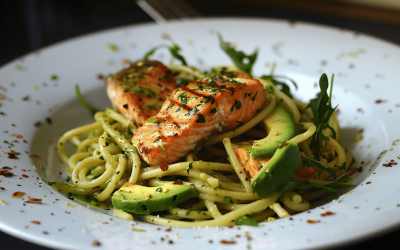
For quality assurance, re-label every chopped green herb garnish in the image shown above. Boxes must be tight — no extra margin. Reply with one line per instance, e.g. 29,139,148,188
166,102,174,111
224,196,233,203
178,92,187,105
186,162,193,174
196,114,206,123
235,215,258,226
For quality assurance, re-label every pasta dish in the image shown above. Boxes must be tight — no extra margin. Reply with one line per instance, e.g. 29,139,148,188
54,35,354,227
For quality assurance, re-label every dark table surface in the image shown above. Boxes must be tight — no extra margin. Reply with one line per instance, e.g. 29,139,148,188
1,0,399,249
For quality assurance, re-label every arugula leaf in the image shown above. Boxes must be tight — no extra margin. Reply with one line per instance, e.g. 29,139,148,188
300,154,337,179
144,42,188,66
307,74,338,158
280,181,336,197
260,75,297,98
218,33,258,77
280,174,354,198
75,84,99,115
235,215,259,226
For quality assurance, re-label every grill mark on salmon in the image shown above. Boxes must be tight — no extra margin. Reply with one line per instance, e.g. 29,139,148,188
107,60,176,126
134,75,265,166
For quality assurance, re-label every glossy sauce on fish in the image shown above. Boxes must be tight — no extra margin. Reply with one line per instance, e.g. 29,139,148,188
133,75,265,166
107,60,176,126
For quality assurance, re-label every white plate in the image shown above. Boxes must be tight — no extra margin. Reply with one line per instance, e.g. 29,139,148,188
1,18,400,249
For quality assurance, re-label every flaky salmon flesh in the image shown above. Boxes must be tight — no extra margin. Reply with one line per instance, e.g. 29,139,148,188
231,141,269,178
133,76,265,166
107,60,176,126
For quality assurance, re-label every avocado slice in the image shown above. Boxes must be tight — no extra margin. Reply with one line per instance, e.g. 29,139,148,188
251,141,301,198
111,182,197,214
251,106,298,159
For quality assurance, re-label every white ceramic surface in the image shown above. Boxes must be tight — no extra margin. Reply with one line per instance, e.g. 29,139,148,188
1,18,400,249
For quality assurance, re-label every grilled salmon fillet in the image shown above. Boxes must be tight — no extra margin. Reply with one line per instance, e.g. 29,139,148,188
107,60,176,126
133,75,265,166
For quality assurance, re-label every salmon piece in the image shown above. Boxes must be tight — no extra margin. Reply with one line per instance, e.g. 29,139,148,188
133,76,265,166
232,141,269,178
107,60,176,126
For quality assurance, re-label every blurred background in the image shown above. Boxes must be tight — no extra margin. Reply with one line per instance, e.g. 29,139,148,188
1,0,400,66
0,0,399,248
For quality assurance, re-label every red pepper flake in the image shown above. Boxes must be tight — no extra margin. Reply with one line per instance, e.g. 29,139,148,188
228,225,234,228
25,196,42,204
220,240,236,244
173,181,183,185
7,152,19,159
375,99,386,104
307,219,320,224
383,161,397,167
280,142,288,148
0,169,14,177
321,211,336,217
160,164,169,171
165,227,172,232
97,74,104,80
22,174,29,178
31,221,41,225
366,182,371,184
12,191,25,198
29,154,41,159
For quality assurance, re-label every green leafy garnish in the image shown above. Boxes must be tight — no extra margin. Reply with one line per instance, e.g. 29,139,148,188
70,193,98,206
75,84,99,115
196,114,206,123
144,40,187,66
218,34,258,77
178,92,187,104
224,196,233,203
307,74,337,158
300,154,337,179
186,162,193,174
280,174,354,197
235,215,258,226
260,75,297,98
